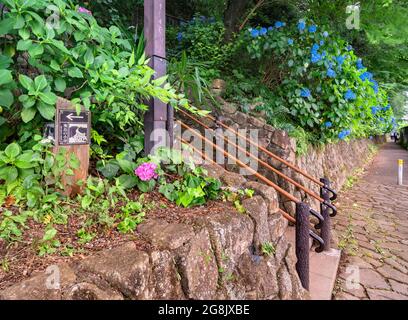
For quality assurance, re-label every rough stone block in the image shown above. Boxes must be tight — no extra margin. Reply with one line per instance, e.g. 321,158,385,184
149,250,185,299
221,171,247,190
235,252,279,300
244,181,279,214
63,282,124,300
0,263,76,300
77,242,152,299
242,196,271,254
176,228,219,300
137,219,195,250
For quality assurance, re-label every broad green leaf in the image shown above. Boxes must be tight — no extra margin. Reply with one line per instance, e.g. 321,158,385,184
14,15,25,29
43,228,57,241
118,174,138,189
16,39,32,51
4,166,18,182
18,28,30,40
5,142,21,159
19,75,34,91
37,102,55,120
15,152,37,169
54,78,66,92
117,159,136,174
21,107,37,123
0,69,13,86
68,67,83,78
0,89,14,108
81,195,93,209
84,49,94,66
50,39,70,54
28,43,44,57
0,55,12,69
50,60,61,71
96,161,119,179
34,75,48,91
38,92,57,105
0,18,14,35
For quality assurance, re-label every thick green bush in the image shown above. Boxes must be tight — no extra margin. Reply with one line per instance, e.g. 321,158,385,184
0,0,188,153
245,19,394,143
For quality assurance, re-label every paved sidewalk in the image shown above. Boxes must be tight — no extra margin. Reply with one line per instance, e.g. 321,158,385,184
333,142,408,300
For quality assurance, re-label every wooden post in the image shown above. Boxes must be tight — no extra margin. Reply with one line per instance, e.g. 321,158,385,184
144,0,171,155
54,97,90,196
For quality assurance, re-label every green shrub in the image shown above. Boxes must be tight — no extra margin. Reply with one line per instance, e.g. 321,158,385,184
0,0,189,152
245,19,395,143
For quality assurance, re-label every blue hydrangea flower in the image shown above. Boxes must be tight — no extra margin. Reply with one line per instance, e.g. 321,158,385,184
356,58,365,70
383,105,391,111
268,26,274,31
251,29,260,37
380,117,384,122
311,52,322,63
323,31,329,37
260,27,267,36
338,129,351,140
275,21,283,28
308,25,317,33
327,68,336,78
320,40,325,46
336,55,345,65
344,89,356,101
370,79,379,93
300,88,312,98
311,43,320,52
298,20,306,31
360,71,373,81
287,38,294,45
347,45,353,51
371,106,379,115
177,32,183,42
324,121,333,128
322,51,327,58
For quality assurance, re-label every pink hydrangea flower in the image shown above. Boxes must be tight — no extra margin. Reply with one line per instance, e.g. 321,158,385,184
135,162,158,181
78,6,92,15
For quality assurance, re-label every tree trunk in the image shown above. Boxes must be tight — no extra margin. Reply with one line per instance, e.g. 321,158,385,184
224,0,252,42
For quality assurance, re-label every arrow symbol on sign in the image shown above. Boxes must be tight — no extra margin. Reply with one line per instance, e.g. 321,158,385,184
66,113,84,121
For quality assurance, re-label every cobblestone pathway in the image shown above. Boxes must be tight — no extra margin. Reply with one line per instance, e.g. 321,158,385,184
333,142,408,300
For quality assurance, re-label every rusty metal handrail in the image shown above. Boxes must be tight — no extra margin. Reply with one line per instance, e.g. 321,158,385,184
177,120,300,204
177,109,324,203
199,111,325,187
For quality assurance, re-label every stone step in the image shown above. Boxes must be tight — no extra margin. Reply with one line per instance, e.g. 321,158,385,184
285,226,341,300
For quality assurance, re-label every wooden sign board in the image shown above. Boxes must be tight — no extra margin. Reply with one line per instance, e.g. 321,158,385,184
54,97,90,197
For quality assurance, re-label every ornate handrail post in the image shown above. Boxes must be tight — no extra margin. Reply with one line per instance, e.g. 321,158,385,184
296,202,310,290
320,178,332,251
144,0,171,154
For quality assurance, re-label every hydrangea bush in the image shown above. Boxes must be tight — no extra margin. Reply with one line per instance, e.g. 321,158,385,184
245,19,394,143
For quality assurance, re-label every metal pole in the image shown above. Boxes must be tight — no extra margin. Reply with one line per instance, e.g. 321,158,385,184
295,202,310,290
144,0,170,155
398,159,404,185
320,178,331,251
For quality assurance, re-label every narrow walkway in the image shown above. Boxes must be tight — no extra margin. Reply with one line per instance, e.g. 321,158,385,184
333,142,408,300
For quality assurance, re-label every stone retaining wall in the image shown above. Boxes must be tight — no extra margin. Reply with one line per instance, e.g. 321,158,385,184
210,101,383,215
0,164,308,300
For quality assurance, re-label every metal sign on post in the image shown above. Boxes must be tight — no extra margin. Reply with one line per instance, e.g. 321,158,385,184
58,110,91,146
54,98,90,196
